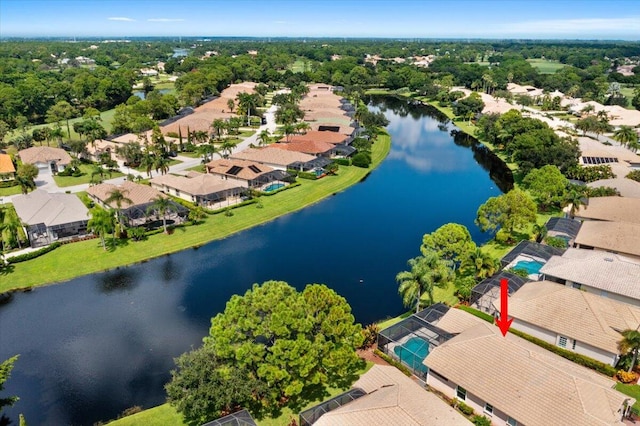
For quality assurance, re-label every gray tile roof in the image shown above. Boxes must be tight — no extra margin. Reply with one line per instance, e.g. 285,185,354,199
12,190,89,226
575,221,640,258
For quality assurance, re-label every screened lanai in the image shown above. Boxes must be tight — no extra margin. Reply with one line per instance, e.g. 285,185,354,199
545,217,582,242
299,388,367,426
471,271,531,315
500,240,566,268
377,303,454,381
201,409,256,426
288,156,333,172
121,200,189,227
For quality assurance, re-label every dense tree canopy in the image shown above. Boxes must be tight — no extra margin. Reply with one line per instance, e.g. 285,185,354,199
475,188,537,235
168,281,363,424
522,165,569,210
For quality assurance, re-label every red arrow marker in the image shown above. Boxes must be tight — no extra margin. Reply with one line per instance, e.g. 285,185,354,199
496,278,513,337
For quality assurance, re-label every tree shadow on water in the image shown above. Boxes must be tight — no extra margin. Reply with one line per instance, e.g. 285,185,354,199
97,268,139,293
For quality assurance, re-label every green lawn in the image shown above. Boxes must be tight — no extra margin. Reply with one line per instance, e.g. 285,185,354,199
288,58,307,73
615,383,640,412
7,108,117,142
0,183,23,197
177,151,201,159
526,59,567,74
132,158,181,173
1,135,390,292
53,163,125,187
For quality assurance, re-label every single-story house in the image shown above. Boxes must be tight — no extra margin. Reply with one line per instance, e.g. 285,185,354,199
424,319,634,426
272,140,355,158
280,130,350,145
150,172,245,208
229,147,316,171
303,365,468,426
311,122,357,137
84,139,121,164
0,153,16,181
12,189,89,248
501,280,640,366
206,158,293,188
574,220,640,260
87,181,187,226
541,248,640,306
18,146,72,174
573,197,640,225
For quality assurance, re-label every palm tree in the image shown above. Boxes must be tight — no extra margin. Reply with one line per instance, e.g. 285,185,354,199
396,252,454,313
613,126,638,149
211,119,227,140
563,189,586,218
532,223,548,243
236,92,260,126
294,121,310,135
147,196,177,234
281,123,296,143
140,152,155,178
258,130,271,146
105,188,133,235
463,248,499,280
153,155,170,175
618,329,640,372
196,143,220,163
218,139,238,158
88,207,115,251
226,98,235,113
2,210,24,249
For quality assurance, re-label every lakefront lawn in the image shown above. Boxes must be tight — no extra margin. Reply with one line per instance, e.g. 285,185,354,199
1,134,390,293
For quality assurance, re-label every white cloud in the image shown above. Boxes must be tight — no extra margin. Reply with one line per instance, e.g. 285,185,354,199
107,17,135,22
148,18,185,22
498,17,640,34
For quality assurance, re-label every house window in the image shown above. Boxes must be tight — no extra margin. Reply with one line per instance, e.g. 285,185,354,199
507,417,518,426
456,386,466,401
484,403,493,416
601,290,609,298
558,336,568,348
572,283,582,290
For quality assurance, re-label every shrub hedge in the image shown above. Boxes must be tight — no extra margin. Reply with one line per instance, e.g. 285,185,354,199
456,305,494,323
0,180,19,188
297,171,318,180
210,198,258,214
7,242,61,264
373,349,413,377
333,157,351,166
260,182,301,196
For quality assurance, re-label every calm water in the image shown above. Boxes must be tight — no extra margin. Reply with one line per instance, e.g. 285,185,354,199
0,97,512,426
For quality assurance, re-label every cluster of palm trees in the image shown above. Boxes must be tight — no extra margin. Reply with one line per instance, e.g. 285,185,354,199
87,188,178,251
0,206,25,252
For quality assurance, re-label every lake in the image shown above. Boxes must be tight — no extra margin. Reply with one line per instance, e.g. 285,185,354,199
0,96,512,425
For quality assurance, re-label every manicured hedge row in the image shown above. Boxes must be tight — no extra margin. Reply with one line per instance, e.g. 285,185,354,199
297,171,318,180
7,242,61,264
373,349,413,377
210,198,258,214
260,182,301,196
454,306,617,377
0,180,19,188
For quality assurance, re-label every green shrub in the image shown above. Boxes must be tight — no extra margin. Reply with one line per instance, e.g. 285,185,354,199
297,171,318,180
373,349,413,377
7,242,61,263
260,182,301,196
127,227,147,241
495,229,509,244
333,157,351,166
360,323,380,349
545,236,567,248
457,401,474,416
0,180,19,188
209,198,258,214
473,415,492,426
352,152,372,168
285,169,299,177
627,170,640,183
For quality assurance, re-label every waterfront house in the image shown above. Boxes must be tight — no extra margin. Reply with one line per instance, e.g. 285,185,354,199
87,181,187,226
502,280,640,366
205,158,292,188
150,172,245,208
280,130,351,146
229,147,317,171
573,197,640,225
424,320,634,426
574,220,640,260
12,189,89,248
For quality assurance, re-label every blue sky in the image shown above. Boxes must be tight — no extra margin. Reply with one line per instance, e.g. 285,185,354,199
1,0,639,39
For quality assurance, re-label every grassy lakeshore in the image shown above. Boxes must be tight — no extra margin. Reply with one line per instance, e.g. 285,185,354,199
0,134,390,293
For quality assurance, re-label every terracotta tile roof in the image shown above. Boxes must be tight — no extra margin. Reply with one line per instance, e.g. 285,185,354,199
311,122,356,135
575,221,640,258
280,130,347,145
12,189,89,226
230,147,315,167
425,320,633,426
205,158,274,181
314,365,468,426
0,153,16,174
574,197,640,224
541,248,640,302
507,280,640,354
150,172,241,196
271,140,334,155
86,181,164,208
18,146,71,166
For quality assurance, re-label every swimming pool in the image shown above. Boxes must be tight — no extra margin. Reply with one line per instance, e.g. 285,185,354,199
513,260,544,275
313,168,325,177
394,336,429,373
263,183,285,192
